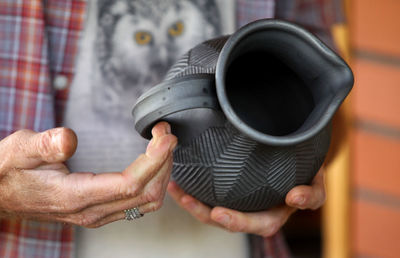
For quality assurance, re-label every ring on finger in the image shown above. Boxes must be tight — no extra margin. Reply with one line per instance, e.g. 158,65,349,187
124,207,143,221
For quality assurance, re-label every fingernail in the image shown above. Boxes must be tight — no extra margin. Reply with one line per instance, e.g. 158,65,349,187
293,195,305,206
50,128,62,152
48,128,66,158
216,213,231,225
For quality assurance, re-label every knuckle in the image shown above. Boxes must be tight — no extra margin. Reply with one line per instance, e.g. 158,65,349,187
144,183,163,203
312,198,326,210
153,200,163,211
114,184,132,200
75,214,98,228
114,180,142,201
234,223,246,233
269,221,280,235
130,181,143,197
310,190,326,210
148,200,164,212
261,221,280,237
227,220,244,233
58,200,83,214
74,215,89,227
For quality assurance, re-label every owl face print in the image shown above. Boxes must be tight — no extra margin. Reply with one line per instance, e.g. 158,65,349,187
92,0,221,121
97,0,220,90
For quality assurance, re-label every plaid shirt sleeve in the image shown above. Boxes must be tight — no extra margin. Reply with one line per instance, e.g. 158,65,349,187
0,1,85,257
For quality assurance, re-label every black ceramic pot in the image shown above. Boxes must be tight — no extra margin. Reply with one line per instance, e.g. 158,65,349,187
132,19,354,211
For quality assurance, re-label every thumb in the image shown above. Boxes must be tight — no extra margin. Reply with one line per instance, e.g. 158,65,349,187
1,127,78,169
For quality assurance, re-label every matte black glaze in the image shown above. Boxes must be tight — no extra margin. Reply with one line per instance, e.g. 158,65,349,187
132,19,354,211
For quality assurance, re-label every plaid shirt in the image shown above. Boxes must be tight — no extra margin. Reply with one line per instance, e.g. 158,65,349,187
0,0,342,257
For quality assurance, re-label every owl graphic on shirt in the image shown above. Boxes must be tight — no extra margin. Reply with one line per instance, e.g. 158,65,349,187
91,0,222,123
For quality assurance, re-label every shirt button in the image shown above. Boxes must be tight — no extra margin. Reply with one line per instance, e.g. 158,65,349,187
53,75,69,90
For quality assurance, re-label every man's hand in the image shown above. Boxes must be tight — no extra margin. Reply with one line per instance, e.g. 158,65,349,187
0,122,177,228
167,168,326,237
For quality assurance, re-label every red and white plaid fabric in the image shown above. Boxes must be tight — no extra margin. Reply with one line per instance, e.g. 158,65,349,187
0,0,85,257
0,0,341,257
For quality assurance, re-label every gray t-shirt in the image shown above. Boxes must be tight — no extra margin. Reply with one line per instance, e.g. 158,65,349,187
64,1,250,257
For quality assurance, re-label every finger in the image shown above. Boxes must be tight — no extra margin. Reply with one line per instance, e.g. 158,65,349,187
167,181,186,202
210,205,296,237
167,182,221,227
86,211,125,228
285,167,326,210
62,157,171,211
25,198,145,228
57,204,131,228
75,200,157,228
139,153,174,208
0,127,77,169
25,209,125,228
123,122,177,186
57,159,172,228
35,163,70,174
85,205,147,228
84,154,173,217
17,155,171,215
150,121,173,141
145,121,176,155
62,125,176,209
46,153,173,225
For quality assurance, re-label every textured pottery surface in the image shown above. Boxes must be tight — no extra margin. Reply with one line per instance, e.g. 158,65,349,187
132,19,354,211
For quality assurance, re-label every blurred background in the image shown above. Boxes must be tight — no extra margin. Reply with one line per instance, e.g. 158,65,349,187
283,0,400,257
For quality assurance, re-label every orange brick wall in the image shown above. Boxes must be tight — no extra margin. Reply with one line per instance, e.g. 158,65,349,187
349,0,400,257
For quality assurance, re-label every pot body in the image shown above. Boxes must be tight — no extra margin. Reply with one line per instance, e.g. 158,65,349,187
132,19,353,211
172,119,331,211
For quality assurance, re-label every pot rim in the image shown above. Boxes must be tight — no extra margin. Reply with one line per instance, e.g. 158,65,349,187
215,19,353,146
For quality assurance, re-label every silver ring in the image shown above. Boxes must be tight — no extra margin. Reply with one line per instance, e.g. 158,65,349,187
124,207,143,220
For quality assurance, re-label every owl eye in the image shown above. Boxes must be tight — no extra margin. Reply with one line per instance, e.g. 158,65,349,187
168,21,184,37
135,31,152,45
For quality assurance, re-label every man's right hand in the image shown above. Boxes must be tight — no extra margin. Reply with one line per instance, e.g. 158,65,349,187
0,121,177,228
